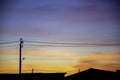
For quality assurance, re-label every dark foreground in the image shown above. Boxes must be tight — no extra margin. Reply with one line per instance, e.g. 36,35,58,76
0,68,120,80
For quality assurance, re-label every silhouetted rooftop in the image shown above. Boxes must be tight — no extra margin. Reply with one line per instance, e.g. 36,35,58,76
66,68,119,80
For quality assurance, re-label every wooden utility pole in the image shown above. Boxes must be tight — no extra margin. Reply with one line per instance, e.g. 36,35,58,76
19,38,23,79
32,68,34,73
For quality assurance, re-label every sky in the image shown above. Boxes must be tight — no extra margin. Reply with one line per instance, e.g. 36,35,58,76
0,0,120,76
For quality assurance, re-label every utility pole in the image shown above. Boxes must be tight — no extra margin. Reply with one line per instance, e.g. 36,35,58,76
19,38,24,79
79,69,80,72
32,68,34,73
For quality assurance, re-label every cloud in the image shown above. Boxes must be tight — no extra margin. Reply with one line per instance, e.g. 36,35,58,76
55,0,120,24
73,51,120,71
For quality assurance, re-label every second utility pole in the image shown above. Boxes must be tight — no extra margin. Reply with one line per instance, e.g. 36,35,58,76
19,38,24,79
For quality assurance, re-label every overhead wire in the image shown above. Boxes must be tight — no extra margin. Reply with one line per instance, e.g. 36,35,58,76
24,40,120,47
0,41,19,48
0,45,18,48
0,41,19,44
23,44,105,47
0,40,120,48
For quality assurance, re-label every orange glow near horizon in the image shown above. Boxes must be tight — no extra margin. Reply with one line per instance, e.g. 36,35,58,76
0,46,120,76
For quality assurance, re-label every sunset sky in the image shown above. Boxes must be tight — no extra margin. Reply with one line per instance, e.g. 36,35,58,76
0,0,120,76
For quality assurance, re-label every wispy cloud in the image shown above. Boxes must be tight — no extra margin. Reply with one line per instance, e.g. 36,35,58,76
73,51,120,71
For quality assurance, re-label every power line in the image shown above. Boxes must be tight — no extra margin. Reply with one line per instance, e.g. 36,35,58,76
0,46,18,48
25,40,94,45
0,39,120,49
0,40,120,46
24,40,120,46
0,41,19,44
23,44,107,47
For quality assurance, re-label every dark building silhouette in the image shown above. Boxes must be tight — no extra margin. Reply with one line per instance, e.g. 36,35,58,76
116,70,120,80
66,68,119,80
116,70,120,73
1,68,120,80
0,73,66,80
